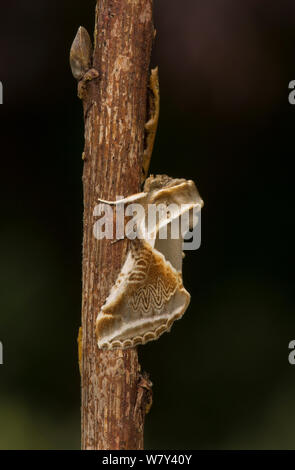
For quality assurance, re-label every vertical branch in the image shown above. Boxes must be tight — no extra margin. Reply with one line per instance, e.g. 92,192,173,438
78,0,154,450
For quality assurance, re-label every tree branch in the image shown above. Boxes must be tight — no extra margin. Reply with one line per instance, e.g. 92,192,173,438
75,0,154,450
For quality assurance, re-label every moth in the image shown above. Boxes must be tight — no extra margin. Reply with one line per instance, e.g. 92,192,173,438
96,174,203,349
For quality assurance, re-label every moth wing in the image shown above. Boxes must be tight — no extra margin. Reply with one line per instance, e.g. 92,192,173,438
96,239,190,350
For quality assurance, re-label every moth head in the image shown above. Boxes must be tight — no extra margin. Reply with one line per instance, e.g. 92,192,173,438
143,174,183,193
144,174,203,210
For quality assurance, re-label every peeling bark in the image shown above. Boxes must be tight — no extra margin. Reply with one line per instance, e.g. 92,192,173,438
79,0,154,450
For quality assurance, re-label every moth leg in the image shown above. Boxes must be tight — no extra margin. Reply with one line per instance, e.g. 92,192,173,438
142,67,160,183
111,240,121,245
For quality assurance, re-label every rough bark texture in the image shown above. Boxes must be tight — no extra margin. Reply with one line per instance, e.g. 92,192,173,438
80,0,154,450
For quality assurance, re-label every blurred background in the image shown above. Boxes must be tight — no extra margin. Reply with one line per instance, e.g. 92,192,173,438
0,0,295,449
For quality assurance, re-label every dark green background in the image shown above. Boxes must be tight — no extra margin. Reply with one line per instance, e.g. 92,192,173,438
0,0,295,449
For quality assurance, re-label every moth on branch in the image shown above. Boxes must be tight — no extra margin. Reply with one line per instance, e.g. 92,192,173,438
95,174,203,350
